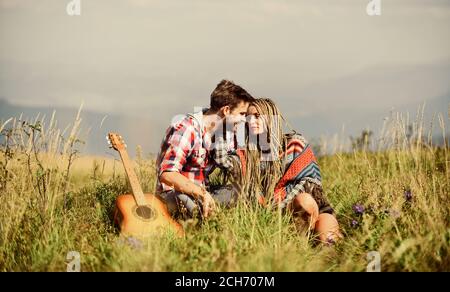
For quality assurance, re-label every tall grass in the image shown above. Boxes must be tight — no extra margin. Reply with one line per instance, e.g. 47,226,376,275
0,105,448,271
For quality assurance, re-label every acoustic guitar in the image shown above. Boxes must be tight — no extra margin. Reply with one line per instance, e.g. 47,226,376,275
107,132,184,238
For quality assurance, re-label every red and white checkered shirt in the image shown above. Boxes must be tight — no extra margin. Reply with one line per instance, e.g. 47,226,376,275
156,110,214,193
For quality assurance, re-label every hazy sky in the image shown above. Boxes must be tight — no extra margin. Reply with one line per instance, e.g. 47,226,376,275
1,0,449,152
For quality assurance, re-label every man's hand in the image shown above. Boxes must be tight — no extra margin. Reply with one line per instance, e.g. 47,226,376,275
160,171,217,218
200,190,216,218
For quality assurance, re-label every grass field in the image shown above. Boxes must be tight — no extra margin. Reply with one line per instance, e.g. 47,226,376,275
0,108,449,272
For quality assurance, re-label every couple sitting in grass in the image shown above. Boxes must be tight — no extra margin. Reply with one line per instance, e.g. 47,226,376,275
155,80,341,244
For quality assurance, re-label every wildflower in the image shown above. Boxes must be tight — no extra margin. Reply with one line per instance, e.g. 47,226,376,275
351,219,359,228
117,236,143,250
404,190,413,202
389,209,401,219
326,236,336,246
352,203,365,215
127,236,143,250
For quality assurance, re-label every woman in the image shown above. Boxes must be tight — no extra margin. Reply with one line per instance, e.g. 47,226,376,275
214,98,341,244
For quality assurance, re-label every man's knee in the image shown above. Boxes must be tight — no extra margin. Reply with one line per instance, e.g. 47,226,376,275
210,184,239,207
160,191,200,218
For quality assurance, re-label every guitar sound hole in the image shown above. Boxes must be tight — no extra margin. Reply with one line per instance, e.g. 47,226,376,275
135,206,155,220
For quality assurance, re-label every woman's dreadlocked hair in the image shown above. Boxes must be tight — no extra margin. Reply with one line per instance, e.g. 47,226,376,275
241,98,289,204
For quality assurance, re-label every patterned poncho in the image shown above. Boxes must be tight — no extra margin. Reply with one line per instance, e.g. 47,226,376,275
213,132,322,208
272,133,322,208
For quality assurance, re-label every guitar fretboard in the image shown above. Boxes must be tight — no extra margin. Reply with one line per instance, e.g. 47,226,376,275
117,148,147,207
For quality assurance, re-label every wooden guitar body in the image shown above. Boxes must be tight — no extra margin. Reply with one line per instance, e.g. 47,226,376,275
114,193,184,237
107,132,184,238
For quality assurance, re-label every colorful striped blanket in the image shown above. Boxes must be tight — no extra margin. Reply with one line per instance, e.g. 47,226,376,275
273,134,322,204
233,133,322,207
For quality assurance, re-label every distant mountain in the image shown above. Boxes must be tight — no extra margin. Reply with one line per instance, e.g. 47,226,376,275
281,62,450,145
1,92,448,157
1,61,449,155
290,92,450,139
0,99,160,157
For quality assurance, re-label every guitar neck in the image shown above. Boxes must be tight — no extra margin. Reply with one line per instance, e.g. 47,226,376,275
117,148,147,206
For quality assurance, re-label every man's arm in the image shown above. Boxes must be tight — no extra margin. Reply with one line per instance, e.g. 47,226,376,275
160,171,204,200
158,120,216,217
160,171,216,218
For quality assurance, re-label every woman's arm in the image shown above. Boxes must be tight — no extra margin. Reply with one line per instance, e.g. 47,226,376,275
212,134,242,177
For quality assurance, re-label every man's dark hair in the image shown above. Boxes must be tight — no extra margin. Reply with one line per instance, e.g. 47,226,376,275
210,80,255,112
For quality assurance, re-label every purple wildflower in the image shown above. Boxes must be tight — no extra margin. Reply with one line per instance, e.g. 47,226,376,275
389,209,401,219
352,204,365,215
326,236,336,246
351,219,359,228
404,190,413,202
126,236,143,250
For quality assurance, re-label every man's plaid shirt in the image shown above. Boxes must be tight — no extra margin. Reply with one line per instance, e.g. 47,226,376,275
156,111,214,193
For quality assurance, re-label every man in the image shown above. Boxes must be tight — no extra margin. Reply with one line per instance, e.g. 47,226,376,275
156,80,254,219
